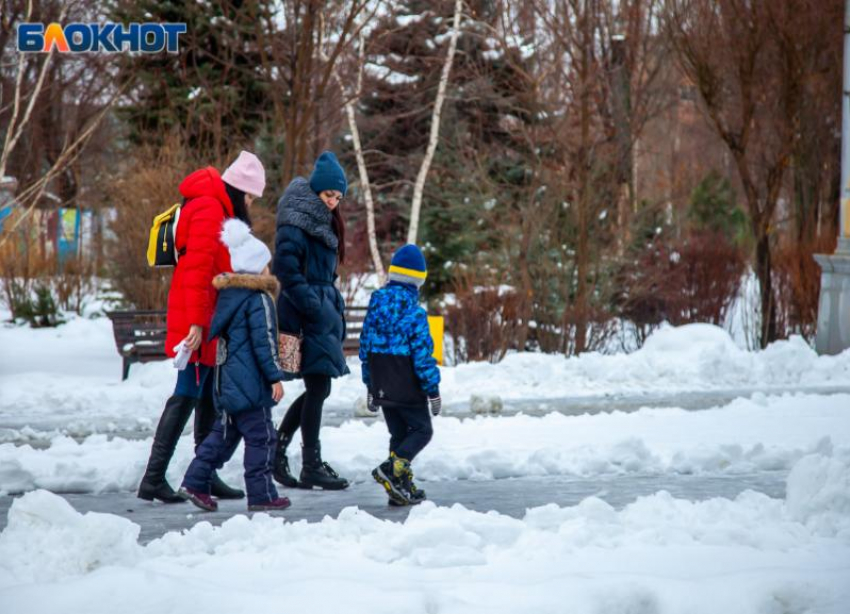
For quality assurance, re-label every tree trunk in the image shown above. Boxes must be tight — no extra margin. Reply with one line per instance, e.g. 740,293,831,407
516,209,533,352
754,226,777,348
344,99,385,280
572,0,593,356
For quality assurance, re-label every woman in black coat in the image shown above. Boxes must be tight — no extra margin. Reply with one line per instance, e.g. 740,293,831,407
272,151,350,490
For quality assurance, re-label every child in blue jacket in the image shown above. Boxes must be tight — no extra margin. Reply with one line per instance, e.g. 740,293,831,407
359,244,441,505
180,219,291,512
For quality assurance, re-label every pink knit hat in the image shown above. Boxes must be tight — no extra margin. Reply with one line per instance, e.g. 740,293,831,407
222,151,266,198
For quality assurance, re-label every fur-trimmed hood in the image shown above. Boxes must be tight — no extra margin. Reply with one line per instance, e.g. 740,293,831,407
213,273,280,298
275,177,338,250
209,273,281,344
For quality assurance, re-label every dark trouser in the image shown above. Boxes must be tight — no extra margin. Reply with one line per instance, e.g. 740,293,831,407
182,407,279,506
167,365,219,448
279,374,331,448
382,404,433,462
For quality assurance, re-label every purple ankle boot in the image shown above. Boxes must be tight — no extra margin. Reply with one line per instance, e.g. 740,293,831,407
179,487,218,512
248,497,291,512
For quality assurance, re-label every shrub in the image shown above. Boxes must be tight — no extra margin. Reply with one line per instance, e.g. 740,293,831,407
103,145,189,309
772,234,834,341
444,269,523,363
616,230,746,347
16,283,64,327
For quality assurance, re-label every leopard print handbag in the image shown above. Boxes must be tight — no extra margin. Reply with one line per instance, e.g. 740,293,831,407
279,332,302,374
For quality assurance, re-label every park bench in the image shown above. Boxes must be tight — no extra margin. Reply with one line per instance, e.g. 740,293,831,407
106,305,369,380
106,310,168,380
343,306,367,357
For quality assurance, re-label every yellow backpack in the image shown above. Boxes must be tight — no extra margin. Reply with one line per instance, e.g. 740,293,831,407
147,203,182,267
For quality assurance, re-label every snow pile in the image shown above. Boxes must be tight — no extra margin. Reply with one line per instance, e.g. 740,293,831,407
0,489,139,584
1,451,849,613
2,393,847,495
456,324,850,401
0,434,151,494
786,446,850,538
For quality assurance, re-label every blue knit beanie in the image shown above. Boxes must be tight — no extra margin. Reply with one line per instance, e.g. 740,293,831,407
388,244,427,288
309,151,348,196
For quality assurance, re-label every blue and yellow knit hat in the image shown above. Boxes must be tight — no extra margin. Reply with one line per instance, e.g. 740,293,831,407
388,244,427,288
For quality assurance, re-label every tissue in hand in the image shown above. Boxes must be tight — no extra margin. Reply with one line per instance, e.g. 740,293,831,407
173,340,192,370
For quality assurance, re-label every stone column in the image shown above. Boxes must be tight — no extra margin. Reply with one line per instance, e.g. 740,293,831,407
814,0,850,355
815,252,850,354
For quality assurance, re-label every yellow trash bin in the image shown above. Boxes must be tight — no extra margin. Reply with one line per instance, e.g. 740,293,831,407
427,316,444,365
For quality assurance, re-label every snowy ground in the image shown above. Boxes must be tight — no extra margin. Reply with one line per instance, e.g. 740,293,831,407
0,452,848,614
1,313,849,613
1,314,849,438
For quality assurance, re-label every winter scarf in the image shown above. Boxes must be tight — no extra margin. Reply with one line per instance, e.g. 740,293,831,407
275,177,338,251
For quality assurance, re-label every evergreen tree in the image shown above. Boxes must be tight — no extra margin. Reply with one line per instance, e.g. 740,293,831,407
110,0,270,161
354,0,538,293
688,171,746,243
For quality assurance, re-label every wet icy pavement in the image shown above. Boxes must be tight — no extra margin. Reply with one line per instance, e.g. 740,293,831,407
0,471,787,543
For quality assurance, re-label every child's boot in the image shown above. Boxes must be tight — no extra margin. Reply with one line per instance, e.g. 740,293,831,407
393,455,424,506
178,486,218,512
372,455,409,505
248,496,292,512
403,462,426,503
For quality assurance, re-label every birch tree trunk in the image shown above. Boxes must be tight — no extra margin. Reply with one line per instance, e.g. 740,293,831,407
406,0,463,245
344,99,386,281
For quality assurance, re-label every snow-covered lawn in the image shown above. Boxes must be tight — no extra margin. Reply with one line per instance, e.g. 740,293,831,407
0,449,848,614
1,315,849,436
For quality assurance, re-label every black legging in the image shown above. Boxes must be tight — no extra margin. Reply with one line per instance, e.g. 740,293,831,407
279,373,331,448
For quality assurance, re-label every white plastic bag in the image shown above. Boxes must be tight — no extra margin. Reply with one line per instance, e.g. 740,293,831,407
172,339,191,370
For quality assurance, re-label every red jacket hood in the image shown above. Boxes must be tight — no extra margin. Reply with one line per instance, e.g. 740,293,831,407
179,167,234,217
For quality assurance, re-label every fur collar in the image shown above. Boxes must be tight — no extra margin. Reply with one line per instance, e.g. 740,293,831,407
275,177,338,250
213,273,280,298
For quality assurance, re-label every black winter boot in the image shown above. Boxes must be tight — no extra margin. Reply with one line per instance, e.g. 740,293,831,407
194,394,245,500
138,395,195,503
299,443,349,490
210,473,245,499
273,429,299,488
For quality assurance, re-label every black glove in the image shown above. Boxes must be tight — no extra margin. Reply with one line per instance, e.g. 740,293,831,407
367,392,378,413
428,395,442,417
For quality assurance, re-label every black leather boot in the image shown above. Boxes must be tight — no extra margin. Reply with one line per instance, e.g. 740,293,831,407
194,393,245,500
273,428,299,488
299,442,349,490
138,395,195,503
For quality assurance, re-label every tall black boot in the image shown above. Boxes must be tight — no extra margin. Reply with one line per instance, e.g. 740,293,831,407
138,395,195,503
273,428,298,488
299,442,349,491
194,393,245,500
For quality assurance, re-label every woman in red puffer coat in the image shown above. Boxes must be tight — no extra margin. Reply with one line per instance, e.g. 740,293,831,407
138,151,267,504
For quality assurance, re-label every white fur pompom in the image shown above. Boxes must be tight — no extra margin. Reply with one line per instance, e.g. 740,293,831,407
221,218,252,248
